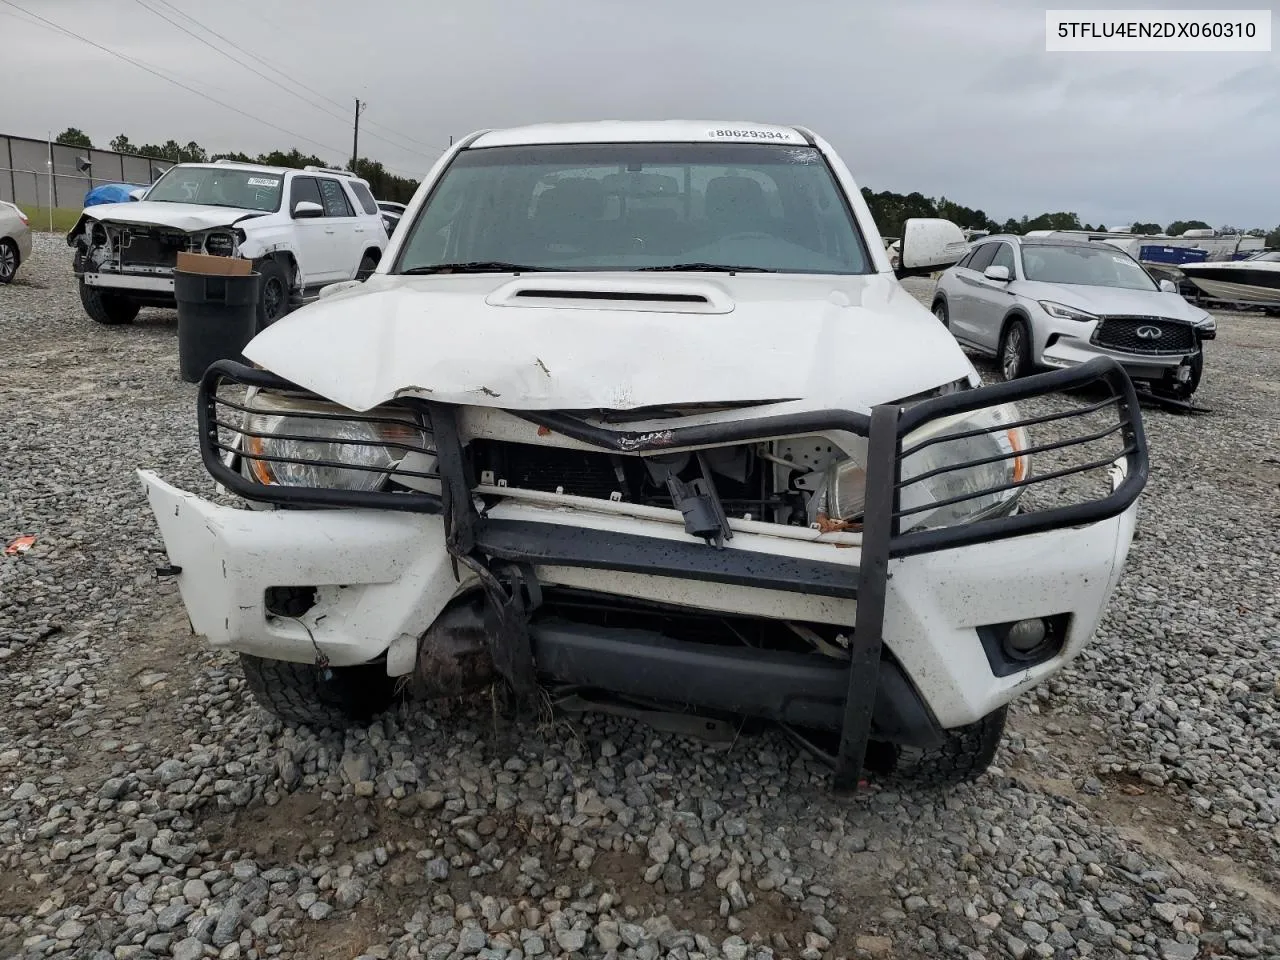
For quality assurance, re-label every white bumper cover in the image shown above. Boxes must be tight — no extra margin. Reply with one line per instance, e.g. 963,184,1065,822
139,468,1137,730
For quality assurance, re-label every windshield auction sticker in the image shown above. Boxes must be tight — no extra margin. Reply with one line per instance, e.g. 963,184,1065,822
1046,10,1271,51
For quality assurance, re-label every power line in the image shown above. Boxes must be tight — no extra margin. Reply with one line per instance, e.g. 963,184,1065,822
137,0,444,160
128,0,354,127
0,0,349,158
147,0,350,114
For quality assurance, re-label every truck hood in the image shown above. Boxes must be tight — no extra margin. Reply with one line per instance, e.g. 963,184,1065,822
78,201,265,232
245,272,975,412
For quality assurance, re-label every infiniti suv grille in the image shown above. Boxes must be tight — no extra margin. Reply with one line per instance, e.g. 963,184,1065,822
1092,316,1194,355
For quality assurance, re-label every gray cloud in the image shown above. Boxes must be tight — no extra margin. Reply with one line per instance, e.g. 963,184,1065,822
3,0,1277,227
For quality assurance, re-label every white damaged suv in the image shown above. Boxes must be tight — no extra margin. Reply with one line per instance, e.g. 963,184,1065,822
68,161,388,328
139,122,1149,790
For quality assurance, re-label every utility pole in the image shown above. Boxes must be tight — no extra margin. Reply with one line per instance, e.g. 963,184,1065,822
351,99,366,172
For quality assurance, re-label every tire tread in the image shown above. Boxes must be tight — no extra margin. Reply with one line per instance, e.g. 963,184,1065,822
239,653,397,728
884,706,1007,788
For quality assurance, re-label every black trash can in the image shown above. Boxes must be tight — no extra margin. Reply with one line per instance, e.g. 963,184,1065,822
174,270,263,383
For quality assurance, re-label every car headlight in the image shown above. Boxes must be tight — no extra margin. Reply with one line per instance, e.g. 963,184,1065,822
204,231,236,256
239,391,431,491
1038,301,1097,323
808,404,1029,533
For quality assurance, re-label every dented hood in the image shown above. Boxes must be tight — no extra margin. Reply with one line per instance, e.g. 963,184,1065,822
244,272,973,412
78,200,264,232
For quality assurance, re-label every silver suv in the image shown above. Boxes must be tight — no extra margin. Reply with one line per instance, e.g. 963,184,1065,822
932,235,1216,399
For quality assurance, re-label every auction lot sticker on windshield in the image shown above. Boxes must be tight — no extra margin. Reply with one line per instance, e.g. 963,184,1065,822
247,177,280,187
1046,10,1271,51
705,128,803,142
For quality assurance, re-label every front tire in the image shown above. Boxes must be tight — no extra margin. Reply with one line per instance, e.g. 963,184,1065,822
239,653,399,728
79,280,140,325
254,258,292,329
871,706,1007,788
0,238,18,284
931,299,950,329
998,318,1032,381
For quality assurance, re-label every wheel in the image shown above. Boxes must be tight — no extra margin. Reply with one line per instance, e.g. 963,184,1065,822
238,653,399,728
0,238,17,284
254,258,292,329
931,299,950,329
79,280,140,325
870,706,1007,788
998,318,1032,381
356,253,378,282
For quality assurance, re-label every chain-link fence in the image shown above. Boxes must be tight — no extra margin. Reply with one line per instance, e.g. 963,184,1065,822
0,134,174,215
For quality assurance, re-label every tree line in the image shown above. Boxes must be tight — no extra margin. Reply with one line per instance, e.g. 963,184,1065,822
860,187,1279,245
55,127,420,204
52,128,1280,245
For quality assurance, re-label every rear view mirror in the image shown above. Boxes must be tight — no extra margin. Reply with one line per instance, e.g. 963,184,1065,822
896,218,969,279
1159,279,1177,293
293,200,324,219
984,264,1011,282
128,187,147,202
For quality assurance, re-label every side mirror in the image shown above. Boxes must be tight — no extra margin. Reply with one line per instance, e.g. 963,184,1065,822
984,264,1011,282
1159,278,1177,293
128,187,147,201
896,218,969,279
292,200,324,219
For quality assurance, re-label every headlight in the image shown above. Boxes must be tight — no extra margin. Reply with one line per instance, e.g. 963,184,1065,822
1038,301,1097,323
204,231,236,256
808,404,1029,533
239,392,431,491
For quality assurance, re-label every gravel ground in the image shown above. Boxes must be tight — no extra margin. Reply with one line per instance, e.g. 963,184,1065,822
1,235,1277,960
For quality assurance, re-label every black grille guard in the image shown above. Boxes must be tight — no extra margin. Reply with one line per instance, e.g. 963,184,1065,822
195,356,1148,788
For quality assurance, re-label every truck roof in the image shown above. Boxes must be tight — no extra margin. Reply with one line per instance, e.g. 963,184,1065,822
469,120,810,148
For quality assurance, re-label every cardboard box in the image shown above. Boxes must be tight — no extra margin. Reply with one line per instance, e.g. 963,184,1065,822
176,251,252,277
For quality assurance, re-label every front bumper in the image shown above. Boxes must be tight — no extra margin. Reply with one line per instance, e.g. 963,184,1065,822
143,356,1149,787
82,272,175,293
140,469,1136,733
1039,334,1197,380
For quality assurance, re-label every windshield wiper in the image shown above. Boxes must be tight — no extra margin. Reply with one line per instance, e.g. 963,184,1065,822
636,263,776,273
400,261,551,275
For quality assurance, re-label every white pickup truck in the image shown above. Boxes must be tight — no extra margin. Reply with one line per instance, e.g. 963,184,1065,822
139,121,1148,791
68,161,387,328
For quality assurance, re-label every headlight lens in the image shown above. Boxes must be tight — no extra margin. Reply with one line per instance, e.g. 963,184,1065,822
1038,301,1097,323
239,392,430,491
808,404,1029,532
204,231,236,256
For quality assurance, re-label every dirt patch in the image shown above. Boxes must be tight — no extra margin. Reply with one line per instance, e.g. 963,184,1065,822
196,789,910,955
1007,711,1280,920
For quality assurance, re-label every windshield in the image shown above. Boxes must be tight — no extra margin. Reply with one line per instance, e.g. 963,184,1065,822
1021,244,1157,291
145,167,283,212
394,142,871,274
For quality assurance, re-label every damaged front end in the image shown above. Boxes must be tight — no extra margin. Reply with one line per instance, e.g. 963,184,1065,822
140,356,1148,788
69,216,244,299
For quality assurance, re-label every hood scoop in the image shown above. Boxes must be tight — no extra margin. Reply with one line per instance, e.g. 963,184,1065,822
486,275,734,314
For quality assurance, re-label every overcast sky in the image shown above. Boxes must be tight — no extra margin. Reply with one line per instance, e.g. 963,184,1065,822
3,0,1277,228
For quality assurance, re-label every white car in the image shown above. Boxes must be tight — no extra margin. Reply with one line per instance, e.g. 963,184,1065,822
138,121,1148,791
932,234,1216,399
377,200,407,236
67,161,388,327
0,200,33,284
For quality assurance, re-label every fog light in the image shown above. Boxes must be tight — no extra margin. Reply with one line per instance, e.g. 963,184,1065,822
1005,618,1047,653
